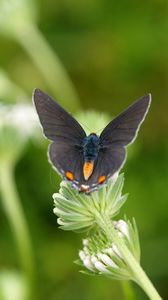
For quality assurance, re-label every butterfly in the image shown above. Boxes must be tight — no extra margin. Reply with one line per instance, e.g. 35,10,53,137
33,88,151,193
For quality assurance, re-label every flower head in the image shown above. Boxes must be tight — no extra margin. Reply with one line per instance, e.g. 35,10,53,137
53,174,141,282
0,102,39,165
77,218,140,280
53,174,128,232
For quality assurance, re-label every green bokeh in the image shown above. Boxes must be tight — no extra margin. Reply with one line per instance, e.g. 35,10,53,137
0,0,168,299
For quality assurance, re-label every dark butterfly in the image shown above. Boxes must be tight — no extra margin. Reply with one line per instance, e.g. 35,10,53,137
33,89,151,193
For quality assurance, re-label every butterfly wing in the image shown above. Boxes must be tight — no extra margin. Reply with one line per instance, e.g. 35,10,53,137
80,95,151,191
100,94,151,147
86,146,126,188
64,146,125,192
33,88,86,144
33,88,86,182
82,95,151,192
48,142,84,184
33,90,151,193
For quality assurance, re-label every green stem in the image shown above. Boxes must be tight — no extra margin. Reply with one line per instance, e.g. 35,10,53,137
96,215,163,300
14,23,80,112
121,281,136,300
0,162,35,300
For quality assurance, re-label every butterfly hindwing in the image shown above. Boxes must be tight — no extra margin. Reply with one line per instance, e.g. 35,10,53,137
57,146,126,192
49,142,84,184
85,146,126,187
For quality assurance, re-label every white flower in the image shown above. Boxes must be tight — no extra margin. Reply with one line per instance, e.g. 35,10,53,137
83,239,89,246
0,103,39,139
0,102,40,165
111,244,123,259
97,253,118,268
104,248,115,256
83,257,95,272
79,250,85,261
78,217,140,279
94,261,111,274
115,220,130,239
91,256,97,264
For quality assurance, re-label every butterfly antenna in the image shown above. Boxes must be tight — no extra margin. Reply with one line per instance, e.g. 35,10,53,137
95,116,113,135
79,121,92,133
95,124,109,135
95,127,104,134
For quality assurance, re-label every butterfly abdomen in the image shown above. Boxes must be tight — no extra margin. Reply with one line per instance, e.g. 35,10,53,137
82,133,100,181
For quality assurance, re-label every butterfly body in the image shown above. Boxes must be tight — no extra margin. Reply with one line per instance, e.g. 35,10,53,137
33,89,151,193
81,133,100,181
83,133,100,161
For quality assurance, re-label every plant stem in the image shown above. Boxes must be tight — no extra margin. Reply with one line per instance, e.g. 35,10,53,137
14,23,80,112
96,215,163,300
0,162,35,300
121,281,136,300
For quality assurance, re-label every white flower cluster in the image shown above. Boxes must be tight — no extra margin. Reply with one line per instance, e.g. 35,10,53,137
79,245,119,275
0,103,39,139
0,102,40,164
78,219,140,280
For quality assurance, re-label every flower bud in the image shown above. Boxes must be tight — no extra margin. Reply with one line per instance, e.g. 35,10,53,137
53,174,128,232
78,218,140,280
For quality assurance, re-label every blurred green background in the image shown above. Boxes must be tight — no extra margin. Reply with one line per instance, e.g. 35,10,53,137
0,0,168,299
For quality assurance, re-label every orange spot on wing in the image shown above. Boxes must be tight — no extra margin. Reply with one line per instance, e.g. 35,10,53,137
98,175,106,184
83,161,94,180
65,171,74,181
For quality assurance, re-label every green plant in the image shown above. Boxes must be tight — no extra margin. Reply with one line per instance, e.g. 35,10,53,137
53,174,163,300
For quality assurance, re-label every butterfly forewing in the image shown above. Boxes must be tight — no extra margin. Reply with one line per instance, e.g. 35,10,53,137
33,88,86,144
100,94,151,146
